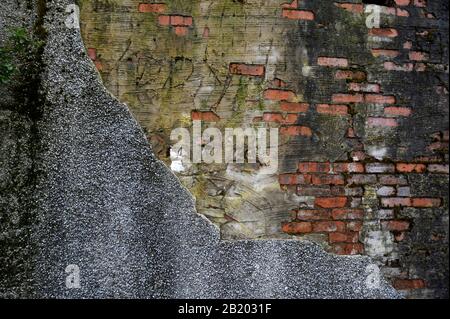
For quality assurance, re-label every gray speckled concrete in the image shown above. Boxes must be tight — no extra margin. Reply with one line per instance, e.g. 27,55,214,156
3,0,400,298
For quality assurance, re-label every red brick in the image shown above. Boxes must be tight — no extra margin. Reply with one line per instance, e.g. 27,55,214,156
371,49,400,58
365,94,396,104
229,63,265,77
368,28,398,38
311,174,345,185
281,0,298,8
263,113,284,124
283,113,299,124
280,102,309,113
346,221,363,232
282,9,315,20
381,198,412,208
332,209,364,220
262,113,298,124
317,57,348,67
382,220,410,231
335,70,366,81
411,198,442,208
264,89,296,101
298,162,330,173
191,111,220,122
384,107,412,117
331,243,364,255
299,175,313,184
334,3,364,13
87,48,97,61
184,16,193,26
94,61,103,71
348,83,381,93
313,221,346,232
315,197,347,208
282,222,313,234
332,93,364,103
280,126,312,137
296,209,331,220
367,117,398,127
279,173,299,185
332,162,365,173
427,164,449,174
396,163,426,173
279,173,312,185
384,62,414,72
160,15,193,27
158,15,171,26
171,15,185,26
138,3,166,13
329,232,360,243
393,279,426,290
395,0,410,6
316,104,348,115
409,51,429,61
174,26,189,36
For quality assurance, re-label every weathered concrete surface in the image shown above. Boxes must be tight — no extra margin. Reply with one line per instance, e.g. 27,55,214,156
0,0,401,298
0,0,40,298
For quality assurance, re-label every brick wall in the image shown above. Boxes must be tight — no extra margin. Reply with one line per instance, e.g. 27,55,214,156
80,0,449,298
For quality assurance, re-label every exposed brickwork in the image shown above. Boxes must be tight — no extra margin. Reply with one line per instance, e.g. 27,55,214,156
86,48,103,71
229,63,265,77
82,0,449,298
334,3,364,13
282,9,315,21
158,14,193,36
138,3,166,13
191,111,220,122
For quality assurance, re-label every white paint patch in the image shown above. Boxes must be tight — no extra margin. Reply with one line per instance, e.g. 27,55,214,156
364,230,394,257
170,149,187,173
367,146,388,160
302,66,313,77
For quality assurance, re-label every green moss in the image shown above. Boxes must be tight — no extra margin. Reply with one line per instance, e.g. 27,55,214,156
0,26,46,114
191,175,208,198
235,77,248,110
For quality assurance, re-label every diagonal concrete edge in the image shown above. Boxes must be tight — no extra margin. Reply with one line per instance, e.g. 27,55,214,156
29,0,400,298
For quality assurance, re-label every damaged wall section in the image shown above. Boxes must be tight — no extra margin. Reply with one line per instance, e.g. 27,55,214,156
80,0,448,298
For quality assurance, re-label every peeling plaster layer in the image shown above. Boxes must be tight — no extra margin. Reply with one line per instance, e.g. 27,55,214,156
1,0,401,298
